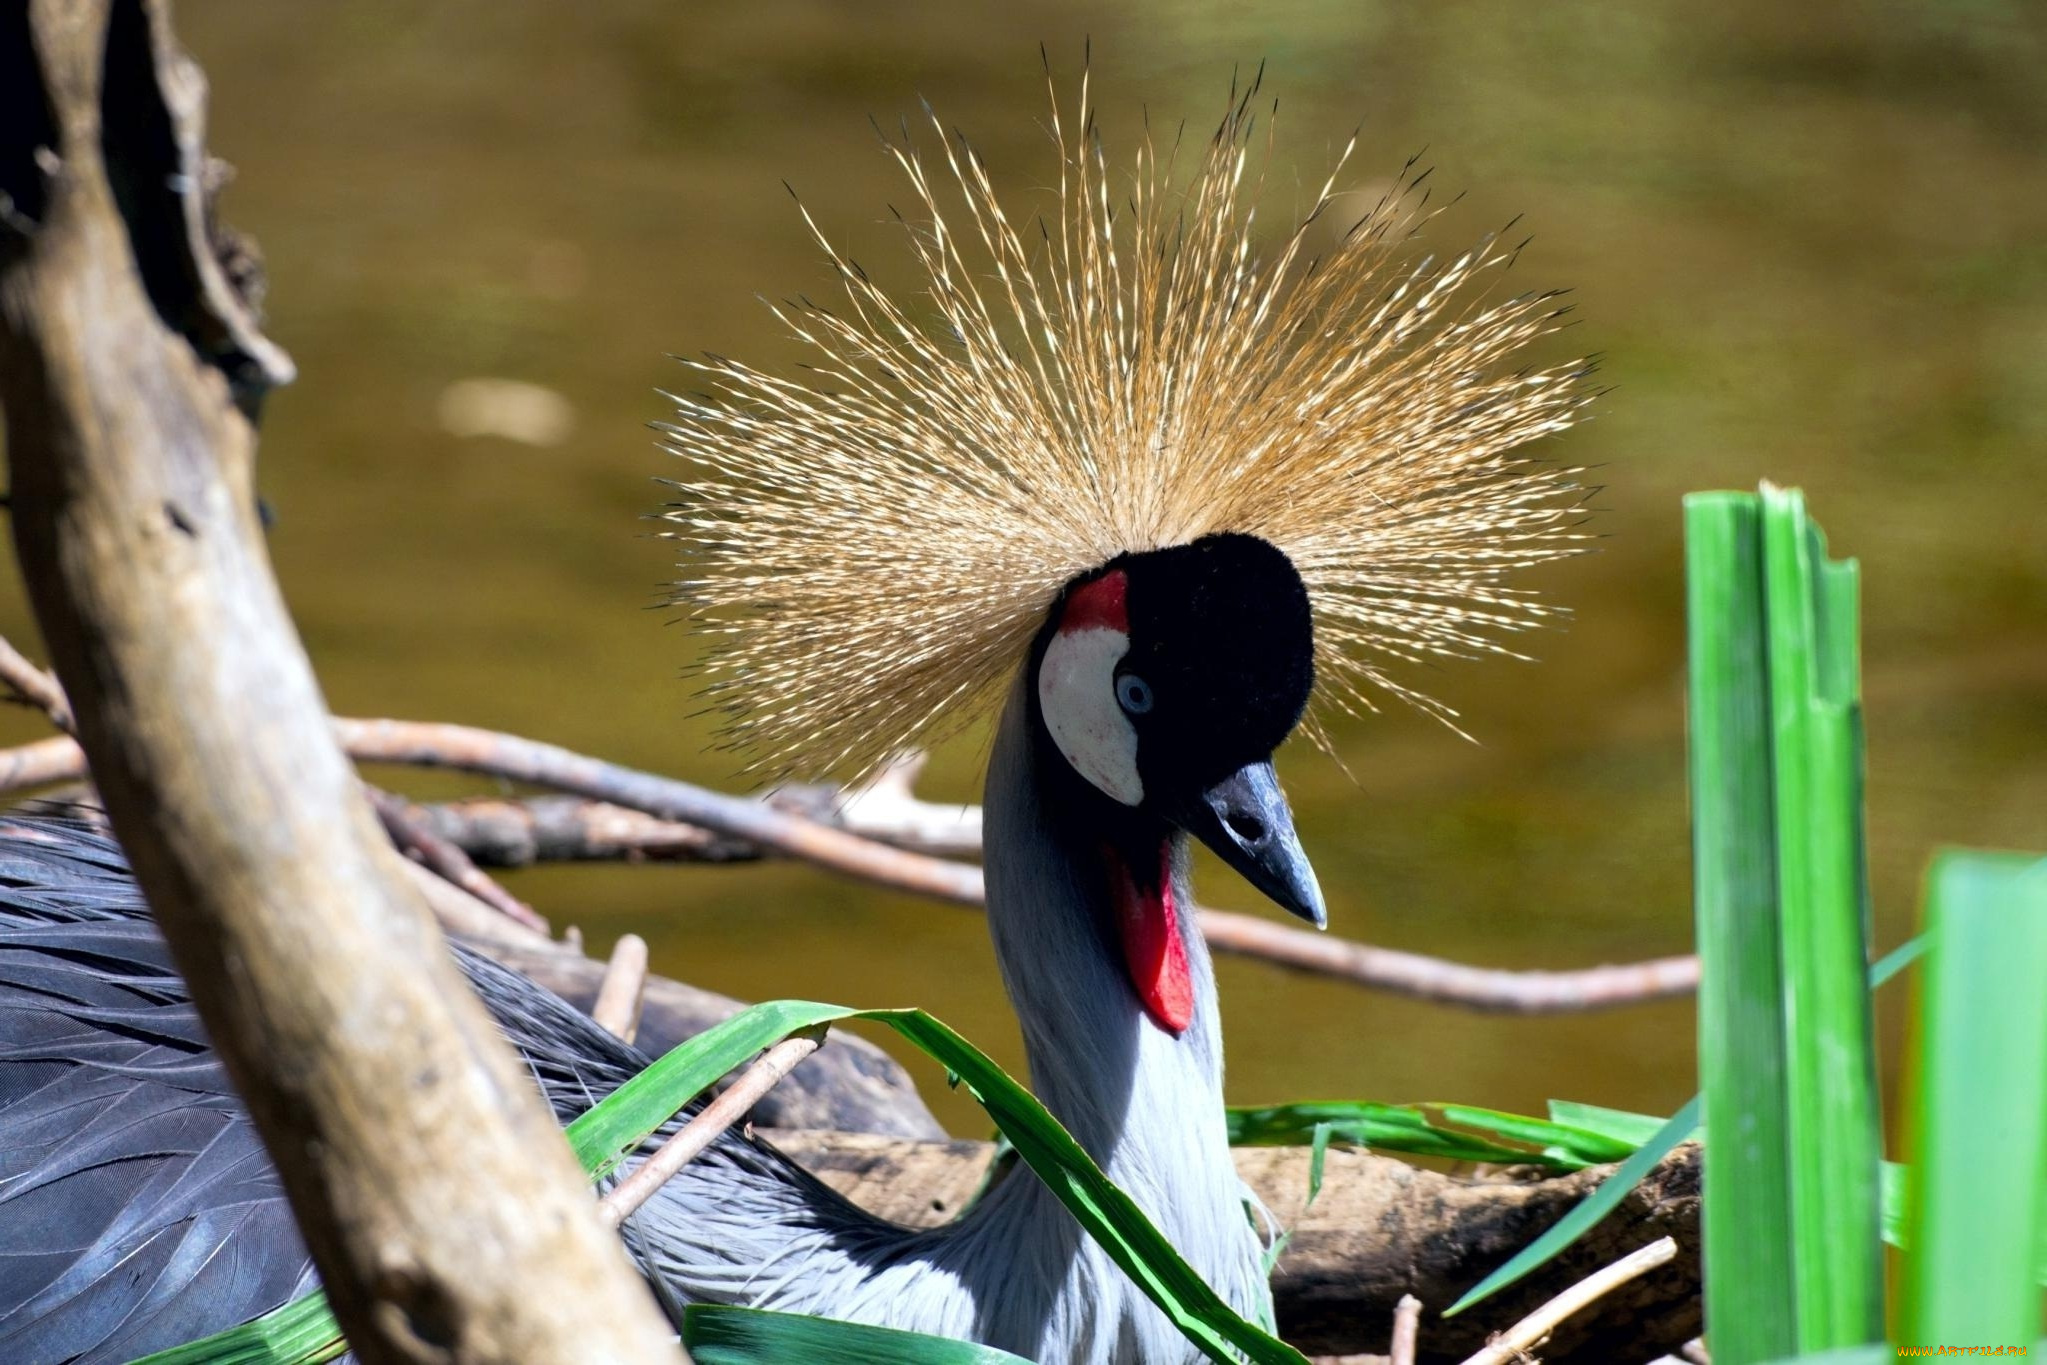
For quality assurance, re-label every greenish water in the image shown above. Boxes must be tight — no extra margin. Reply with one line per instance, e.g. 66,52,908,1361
2,1,2042,1136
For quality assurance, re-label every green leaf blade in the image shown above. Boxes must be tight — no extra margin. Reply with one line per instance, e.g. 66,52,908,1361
1685,490,1800,1362
682,1305,1035,1365
1759,487,1883,1350
1899,853,2047,1343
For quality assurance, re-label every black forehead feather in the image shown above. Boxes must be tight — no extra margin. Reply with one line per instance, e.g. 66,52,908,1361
1112,533,1315,783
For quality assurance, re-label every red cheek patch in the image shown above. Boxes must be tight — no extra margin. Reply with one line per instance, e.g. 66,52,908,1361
1061,569,1129,634
1105,839,1194,1035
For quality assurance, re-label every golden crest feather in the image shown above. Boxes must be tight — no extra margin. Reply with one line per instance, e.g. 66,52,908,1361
659,67,1596,783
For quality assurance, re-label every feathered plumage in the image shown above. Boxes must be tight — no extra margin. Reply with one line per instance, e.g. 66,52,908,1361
660,68,1594,781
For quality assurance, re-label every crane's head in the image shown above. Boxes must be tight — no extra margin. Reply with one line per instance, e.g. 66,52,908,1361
1033,532,1323,1030
663,73,1593,864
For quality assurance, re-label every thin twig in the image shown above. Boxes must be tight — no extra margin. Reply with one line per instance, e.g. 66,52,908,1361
0,636,73,732
365,784,550,933
1457,1236,1678,1365
1390,1293,1422,1365
598,1028,827,1229
0,735,88,790
1199,910,1700,1014
592,934,649,1044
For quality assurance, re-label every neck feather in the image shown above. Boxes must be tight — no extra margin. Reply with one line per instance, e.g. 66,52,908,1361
980,670,1233,1198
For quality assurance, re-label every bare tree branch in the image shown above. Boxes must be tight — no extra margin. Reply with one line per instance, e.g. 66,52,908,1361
0,634,73,732
1392,1293,1423,1365
1457,1236,1677,1365
0,705,1702,1013
592,932,649,1044
1198,911,1699,1014
331,716,992,903
599,1029,829,1229
0,734,84,789
366,783,550,933
0,4,681,1360
412,793,765,864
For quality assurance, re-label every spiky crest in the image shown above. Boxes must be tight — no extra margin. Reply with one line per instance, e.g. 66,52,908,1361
658,66,1595,782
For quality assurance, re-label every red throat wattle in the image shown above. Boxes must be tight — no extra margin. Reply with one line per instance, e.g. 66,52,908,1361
1105,839,1194,1034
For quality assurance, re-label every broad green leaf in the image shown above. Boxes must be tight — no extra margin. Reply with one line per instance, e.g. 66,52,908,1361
682,1304,1034,1364
1687,490,1800,1363
1899,853,2047,1344
1758,485,1883,1354
1683,488,1882,1361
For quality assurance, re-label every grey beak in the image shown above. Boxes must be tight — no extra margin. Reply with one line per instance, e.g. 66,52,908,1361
1174,760,1326,929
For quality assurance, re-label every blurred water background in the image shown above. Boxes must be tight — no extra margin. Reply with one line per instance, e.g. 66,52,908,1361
1,0,2041,1136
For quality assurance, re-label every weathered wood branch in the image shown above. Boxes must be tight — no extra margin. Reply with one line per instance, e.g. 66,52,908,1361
0,638,1704,1014
0,4,681,1361
769,1131,1703,1364
0,715,1703,1013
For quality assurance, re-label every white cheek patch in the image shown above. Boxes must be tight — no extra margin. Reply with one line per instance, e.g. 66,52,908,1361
1038,627,1144,806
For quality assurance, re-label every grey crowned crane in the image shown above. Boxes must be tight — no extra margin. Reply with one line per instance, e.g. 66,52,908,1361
0,76,1590,1365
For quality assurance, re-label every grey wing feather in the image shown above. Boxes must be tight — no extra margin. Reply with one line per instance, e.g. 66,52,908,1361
0,815,930,1364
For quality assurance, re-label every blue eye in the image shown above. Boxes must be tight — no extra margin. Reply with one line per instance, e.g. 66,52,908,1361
1116,673,1154,715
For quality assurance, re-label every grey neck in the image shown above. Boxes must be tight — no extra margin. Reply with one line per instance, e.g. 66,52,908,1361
979,669,1239,1236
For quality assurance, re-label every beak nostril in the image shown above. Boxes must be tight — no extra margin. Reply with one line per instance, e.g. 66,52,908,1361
1223,811,1267,846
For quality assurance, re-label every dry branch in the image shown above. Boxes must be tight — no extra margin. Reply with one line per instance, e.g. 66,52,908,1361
0,4,680,1361
0,734,83,790
413,793,766,864
0,635,1702,1014
1391,1294,1423,1365
0,635,73,731
591,932,649,1043
1457,1236,1677,1365
365,783,550,933
599,1028,828,1229
0,716,1701,1014
767,1131,1704,1363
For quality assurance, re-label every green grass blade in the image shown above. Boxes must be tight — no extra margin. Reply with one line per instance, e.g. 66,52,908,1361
1687,490,1801,1362
1545,1101,1679,1149
1899,853,2047,1343
1759,485,1883,1350
1226,1099,1639,1170
128,1293,347,1365
1445,1094,1702,1316
1431,1104,1637,1169
682,1305,1034,1364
